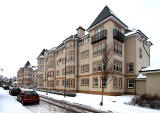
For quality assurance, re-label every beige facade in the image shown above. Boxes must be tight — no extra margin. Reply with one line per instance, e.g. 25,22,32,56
36,5,152,95
17,61,37,88
136,80,146,95
146,72,160,96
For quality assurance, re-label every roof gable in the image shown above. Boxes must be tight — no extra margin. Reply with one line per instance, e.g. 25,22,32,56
88,5,127,30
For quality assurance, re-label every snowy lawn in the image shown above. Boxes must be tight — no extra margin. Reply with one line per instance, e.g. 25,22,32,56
37,91,160,113
0,88,32,113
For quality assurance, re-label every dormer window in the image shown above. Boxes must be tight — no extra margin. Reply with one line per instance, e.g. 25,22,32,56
96,27,103,34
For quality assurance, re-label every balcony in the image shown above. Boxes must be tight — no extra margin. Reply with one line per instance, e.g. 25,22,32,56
113,29,124,43
91,30,107,44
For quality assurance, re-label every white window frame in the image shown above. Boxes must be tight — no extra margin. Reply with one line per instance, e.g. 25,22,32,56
128,79,134,88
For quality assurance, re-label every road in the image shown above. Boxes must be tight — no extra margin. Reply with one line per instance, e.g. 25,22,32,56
12,96,76,113
25,100,75,113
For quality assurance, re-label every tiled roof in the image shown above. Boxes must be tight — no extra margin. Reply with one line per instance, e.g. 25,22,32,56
88,5,127,30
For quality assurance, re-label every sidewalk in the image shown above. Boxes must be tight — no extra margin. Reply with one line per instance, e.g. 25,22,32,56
37,91,160,113
0,88,32,113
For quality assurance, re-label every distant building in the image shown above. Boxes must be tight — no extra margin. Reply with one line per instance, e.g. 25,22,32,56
17,61,37,88
36,5,152,95
12,81,17,87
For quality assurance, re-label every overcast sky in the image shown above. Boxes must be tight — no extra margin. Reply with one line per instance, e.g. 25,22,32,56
0,0,160,78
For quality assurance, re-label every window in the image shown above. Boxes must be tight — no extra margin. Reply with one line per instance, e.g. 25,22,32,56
66,80,69,86
114,41,122,56
70,66,73,74
93,43,105,56
39,66,44,72
56,80,59,86
139,48,142,58
39,74,43,78
102,43,106,53
96,27,103,34
70,41,73,48
113,77,117,88
81,78,89,86
93,77,98,88
39,59,44,64
128,79,134,88
70,54,74,60
97,44,101,55
66,55,69,61
66,68,69,74
66,42,69,49
97,61,102,72
127,63,134,73
114,60,122,73
85,65,89,72
93,61,104,73
93,46,97,56
81,50,89,59
115,26,120,31
119,78,122,89
81,66,84,73
70,79,73,87
40,82,43,86
93,62,97,73
81,36,89,45
81,65,89,73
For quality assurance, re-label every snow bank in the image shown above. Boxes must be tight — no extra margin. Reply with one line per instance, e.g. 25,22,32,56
0,88,32,113
37,91,160,113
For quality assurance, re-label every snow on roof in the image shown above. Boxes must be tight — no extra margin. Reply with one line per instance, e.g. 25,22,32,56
136,73,146,79
141,63,160,72
125,29,137,37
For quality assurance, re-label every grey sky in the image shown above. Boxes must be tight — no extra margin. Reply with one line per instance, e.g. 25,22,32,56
0,0,160,77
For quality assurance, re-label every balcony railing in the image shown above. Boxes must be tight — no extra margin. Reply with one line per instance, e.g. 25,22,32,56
91,30,107,44
113,29,124,43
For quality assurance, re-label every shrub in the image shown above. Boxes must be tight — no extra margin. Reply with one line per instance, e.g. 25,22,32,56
129,94,160,109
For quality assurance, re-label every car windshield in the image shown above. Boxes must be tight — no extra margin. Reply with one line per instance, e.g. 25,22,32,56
13,87,20,90
26,91,37,96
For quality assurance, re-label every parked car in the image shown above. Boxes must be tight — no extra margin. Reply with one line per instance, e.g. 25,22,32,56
3,85,9,90
17,90,40,105
9,87,21,96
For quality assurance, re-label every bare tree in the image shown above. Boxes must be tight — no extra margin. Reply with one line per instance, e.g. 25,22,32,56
100,43,114,106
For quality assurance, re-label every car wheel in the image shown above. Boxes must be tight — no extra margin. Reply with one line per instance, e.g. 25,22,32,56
37,101,39,104
21,100,25,106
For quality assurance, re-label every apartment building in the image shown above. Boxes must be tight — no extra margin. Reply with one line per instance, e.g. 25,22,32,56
17,61,37,88
36,5,152,95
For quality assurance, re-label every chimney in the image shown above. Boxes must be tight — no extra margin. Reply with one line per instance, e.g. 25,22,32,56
76,26,85,38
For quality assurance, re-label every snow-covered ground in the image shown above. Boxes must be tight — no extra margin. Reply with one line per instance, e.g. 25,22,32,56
0,88,32,113
37,91,160,113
